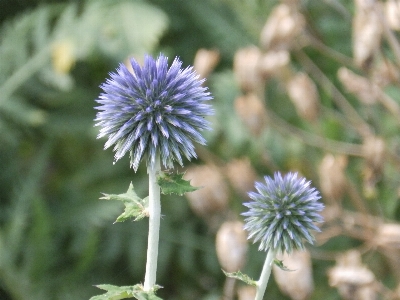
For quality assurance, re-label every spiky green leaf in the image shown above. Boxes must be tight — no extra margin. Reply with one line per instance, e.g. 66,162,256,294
90,284,162,300
222,270,256,286
157,171,199,196
100,183,148,222
273,259,295,271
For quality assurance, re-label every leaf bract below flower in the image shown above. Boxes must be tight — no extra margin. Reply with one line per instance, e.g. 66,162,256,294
100,182,148,222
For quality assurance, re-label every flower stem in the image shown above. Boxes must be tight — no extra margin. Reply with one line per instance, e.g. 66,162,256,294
255,248,277,300
143,154,161,291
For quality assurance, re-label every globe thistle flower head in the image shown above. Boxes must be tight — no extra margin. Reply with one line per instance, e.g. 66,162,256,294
95,54,213,171
242,172,324,253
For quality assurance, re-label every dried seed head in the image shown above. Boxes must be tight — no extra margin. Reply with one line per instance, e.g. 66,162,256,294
184,164,229,218
259,50,291,79
225,158,258,199
361,135,385,198
362,135,385,173
237,286,257,300
234,93,268,136
337,67,379,105
193,49,220,79
273,250,314,300
385,0,400,31
371,60,400,87
352,0,382,69
260,4,305,50
318,154,347,202
375,223,400,249
328,250,377,300
216,221,248,272
286,72,320,122
52,40,76,74
233,46,264,92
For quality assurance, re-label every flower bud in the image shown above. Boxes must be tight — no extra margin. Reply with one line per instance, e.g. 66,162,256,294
337,67,379,105
260,4,305,50
224,157,258,199
374,223,400,249
234,93,268,136
352,0,382,69
193,48,220,79
328,250,377,300
184,164,229,218
385,0,400,31
273,250,314,300
259,50,291,79
237,286,257,300
318,154,347,202
233,46,263,92
286,72,320,121
216,221,248,272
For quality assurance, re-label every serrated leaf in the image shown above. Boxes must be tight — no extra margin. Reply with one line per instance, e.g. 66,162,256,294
273,259,296,271
90,284,163,300
222,270,257,286
156,171,199,196
100,183,148,222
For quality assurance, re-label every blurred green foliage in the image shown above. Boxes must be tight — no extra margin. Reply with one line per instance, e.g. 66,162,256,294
1,0,400,299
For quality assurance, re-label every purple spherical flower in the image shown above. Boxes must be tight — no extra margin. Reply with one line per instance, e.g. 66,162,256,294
242,172,324,253
95,54,213,171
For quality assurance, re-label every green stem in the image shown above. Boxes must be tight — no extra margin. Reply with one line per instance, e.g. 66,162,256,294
255,248,277,300
143,154,161,291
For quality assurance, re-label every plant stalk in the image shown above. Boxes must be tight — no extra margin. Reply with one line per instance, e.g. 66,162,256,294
255,248,277,300
143,154,161,291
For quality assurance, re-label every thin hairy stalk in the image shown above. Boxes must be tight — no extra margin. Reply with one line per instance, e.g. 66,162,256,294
144,154,161,291
266,108,365,156
378,91,400,123
377,4,400,68
306,34,354,67
255,248,277,300
295,50,373,137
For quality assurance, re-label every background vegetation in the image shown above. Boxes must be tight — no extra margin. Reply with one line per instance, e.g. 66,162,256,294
1,0,400,299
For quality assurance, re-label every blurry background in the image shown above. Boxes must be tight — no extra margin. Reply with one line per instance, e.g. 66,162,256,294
1,0,400,299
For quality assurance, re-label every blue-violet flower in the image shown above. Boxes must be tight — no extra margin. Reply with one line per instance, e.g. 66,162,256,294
242,172,324,253
95,54,213,171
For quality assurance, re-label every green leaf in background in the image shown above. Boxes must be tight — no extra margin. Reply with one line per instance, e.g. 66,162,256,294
90,284,162,300
156,171,199,196
100,183,149,222
273,259,295,272
222,270,257,286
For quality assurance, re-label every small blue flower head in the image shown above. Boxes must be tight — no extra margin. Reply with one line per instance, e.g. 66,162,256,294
242,172,324,253
95,54,213,171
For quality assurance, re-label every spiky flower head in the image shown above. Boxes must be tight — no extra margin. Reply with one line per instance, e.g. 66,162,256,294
242,172,324,253
95,54,213,171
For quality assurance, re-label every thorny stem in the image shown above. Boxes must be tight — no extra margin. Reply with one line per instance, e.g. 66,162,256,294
144,154,161,291
255,248,277,300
